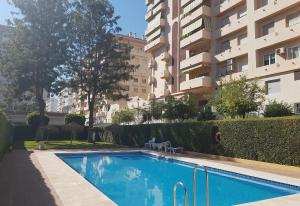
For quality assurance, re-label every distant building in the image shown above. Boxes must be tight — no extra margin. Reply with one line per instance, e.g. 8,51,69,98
94,34,152,124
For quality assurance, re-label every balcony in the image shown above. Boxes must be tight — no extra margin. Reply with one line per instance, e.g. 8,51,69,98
145,19,166,36
148,58,156,69
145,0,153,6
213,0,245,16
254,0,300,21
145,36,166,52
255,23,300,50
181,0,192,7
181,6,211,27
148,76,156,85
160,51,170,61
180,76,212,91
180,29,211,49
254,58,300,78
145,2,166,21
214,16,247,39
215,43,248,62
180,52,211,71
161,67,171,80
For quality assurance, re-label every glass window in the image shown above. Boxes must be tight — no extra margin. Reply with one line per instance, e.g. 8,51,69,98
262,22,274,36
287,46,300,59
142,88,147,93
266,79,280,95
263,52,275,66
239,60,248,72
238,34,247,45
133,78,138,83
238,7,247,19
133,88,138,92
257,0,268,9
221,40,230,52
142,79,147,84
287,11,300,27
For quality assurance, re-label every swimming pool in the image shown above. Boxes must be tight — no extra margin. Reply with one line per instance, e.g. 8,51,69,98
57,152,300,206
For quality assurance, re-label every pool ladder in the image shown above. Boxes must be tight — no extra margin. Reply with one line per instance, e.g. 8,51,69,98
173,165,210,206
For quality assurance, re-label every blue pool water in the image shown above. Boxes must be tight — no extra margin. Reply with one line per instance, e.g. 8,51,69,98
57,152,300,206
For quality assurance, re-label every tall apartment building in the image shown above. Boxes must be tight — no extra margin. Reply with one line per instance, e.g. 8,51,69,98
145,0,300,113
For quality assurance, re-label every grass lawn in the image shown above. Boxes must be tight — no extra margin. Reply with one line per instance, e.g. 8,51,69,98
14,140,124,150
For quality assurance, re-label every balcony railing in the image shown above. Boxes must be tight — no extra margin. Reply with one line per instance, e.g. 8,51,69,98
180,76,212,91
180,52,211,71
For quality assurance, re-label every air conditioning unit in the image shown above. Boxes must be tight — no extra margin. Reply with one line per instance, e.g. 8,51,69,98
276,47,286,55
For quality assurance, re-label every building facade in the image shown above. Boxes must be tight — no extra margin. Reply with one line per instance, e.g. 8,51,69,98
145,0,300,113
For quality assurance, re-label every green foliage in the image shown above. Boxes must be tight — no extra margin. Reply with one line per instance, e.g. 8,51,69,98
65,113,86,126
264,100,293,117
0,111,12,159
112,109,135,124
0,0,70,116
106,117,300,166
141,95,197,122
210,76,265,118
26,112,50,129
67,0,136,131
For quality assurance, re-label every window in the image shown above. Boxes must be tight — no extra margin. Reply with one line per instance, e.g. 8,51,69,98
263,52,275,66
257,0,268,9
221,16,230,27
239,60,248,72
287,46,300,60
238,34,247,45
221,40,230,52
262,22,274,36
266,79,280,95
133,78,138,83
142,88,147,93
287,11,300,27
295,103,300,114
294,70,300,81
133,88,138,93
238,7,247,19
142,78,147,84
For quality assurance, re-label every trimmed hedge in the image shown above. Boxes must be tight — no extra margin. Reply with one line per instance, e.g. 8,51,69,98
65,113,86,126
0,111,11,159
12,125,89,141
105,117,300,166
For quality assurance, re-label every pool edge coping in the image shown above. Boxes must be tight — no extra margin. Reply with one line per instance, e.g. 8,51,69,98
35,149,300,206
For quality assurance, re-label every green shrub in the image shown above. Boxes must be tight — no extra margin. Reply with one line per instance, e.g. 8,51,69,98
65,113,86,126
106,117,300,166
26,112,50,129
264,100,293,117
112,109,135,124
0,111,12,159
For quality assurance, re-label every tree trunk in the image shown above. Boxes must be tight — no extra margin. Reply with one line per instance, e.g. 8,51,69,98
36,87,46,141
87,96,95,143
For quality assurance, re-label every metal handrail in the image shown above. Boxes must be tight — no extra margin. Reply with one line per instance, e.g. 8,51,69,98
192,165,210,206
173,181,189,206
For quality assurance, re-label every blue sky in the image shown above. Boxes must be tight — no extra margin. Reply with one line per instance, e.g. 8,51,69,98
0,0,147,38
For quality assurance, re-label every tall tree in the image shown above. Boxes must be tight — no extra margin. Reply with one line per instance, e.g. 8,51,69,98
210,76,265,118
0,0,70,123
67,0,135,141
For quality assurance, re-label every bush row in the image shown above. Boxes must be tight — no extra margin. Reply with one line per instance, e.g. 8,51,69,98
12,125,89,141
0,111,12,159
105,117,300,166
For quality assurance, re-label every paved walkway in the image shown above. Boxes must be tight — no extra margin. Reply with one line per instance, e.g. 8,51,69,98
0,150,62,206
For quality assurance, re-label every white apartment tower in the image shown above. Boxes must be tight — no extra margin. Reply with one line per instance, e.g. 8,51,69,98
145,0,300,113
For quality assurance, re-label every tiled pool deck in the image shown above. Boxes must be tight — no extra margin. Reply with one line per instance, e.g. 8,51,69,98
2,149,300,206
